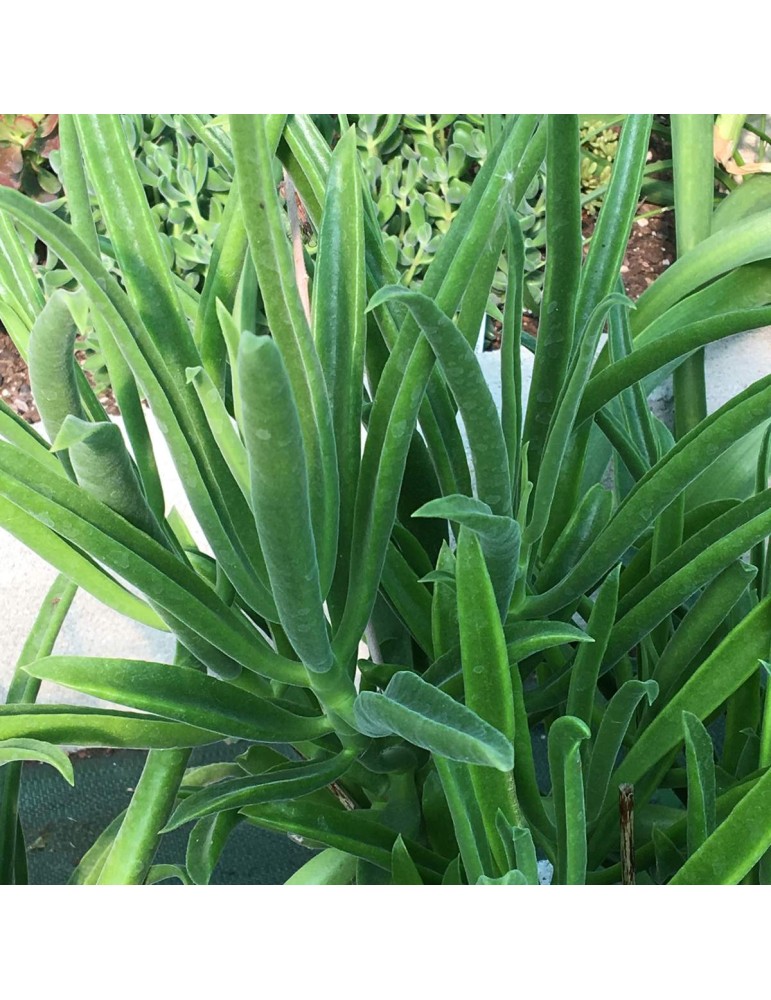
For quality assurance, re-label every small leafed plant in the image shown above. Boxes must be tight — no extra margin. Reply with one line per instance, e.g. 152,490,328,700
0,114,771,885
0,114,61,200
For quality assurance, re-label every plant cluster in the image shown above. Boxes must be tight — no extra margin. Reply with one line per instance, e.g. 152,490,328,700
0,114,770,885
0,115,60,201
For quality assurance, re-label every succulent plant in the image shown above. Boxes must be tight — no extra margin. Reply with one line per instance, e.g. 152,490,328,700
0,114,61,201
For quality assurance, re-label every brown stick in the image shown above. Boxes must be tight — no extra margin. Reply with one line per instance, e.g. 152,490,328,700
282,169,311,324
619,783,635,885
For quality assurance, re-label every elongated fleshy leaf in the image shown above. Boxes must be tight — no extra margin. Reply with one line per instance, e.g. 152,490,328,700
391,834,424,884
456,526,520,869
524,293,630,547
615,595,771,786
529,374,771,615
238,333,334,673
584,679,658,822
0,738,74,785
230,114,339,595
285,848,357,885
355,671,513,771
243,799,447,881
670,764,771,884
415,495,520,617
368,287,512,516
185,811,243,885
548,716,591,885
0,705,220,749
23,658,330,743
524,114,582,485
683,712,717,857
164,751,353,831
313,127,366,613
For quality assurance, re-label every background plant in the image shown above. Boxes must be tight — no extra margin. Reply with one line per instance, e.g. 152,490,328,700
0,114,770,885
0,115,61,201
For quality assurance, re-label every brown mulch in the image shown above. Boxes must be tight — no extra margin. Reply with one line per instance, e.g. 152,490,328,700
492,199,676,349
0,330,118,424
0,330,38,422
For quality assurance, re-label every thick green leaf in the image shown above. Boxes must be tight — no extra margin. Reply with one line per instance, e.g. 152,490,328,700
391,834,424,884
285,848,357,885
230,114,338,596
415,495,520,618
0,494,166,632
524,115,582,486
670,764,771,884
683,712,716,857
0,186,279,622
651,561,756,707
501,210,525,488
529,374,771,615
355,671,513,771
524,293,630,548
606,493,771,666
98,746,190,884
535,485,613,592
186,811,242,885
0,739,74,785
164,752,354,830
58,115,164,516
0,442,302,682
381,542,433,657
566,566,620,727
238,334,334,673
615,596,771,787
433,756,492,883
75,115,199,375
633,207,771,336
23,658,331,743
581,307,771,425
27,291,84,456
495,812,539,885
313,127,366,614
575,115,652,333
333,122,537,658
456,526,520,868
585,679,658,822
430,542,458,659
548,716,591,884
0,705,220,749
368,287,512,516
242,799,447,880
69,811,126,884
53,416,166,544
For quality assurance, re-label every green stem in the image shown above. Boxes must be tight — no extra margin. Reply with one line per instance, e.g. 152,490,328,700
0,574,77,884
96,748,191,885
96,643,196,884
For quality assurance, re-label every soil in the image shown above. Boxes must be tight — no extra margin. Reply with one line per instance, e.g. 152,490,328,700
0,330,37,421
0,330,118,424
493,199,676,348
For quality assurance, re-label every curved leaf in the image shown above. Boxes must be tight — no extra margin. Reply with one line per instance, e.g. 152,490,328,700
0,738,74,785
415,494,520,617
164,751,354,831
355,671,513,771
